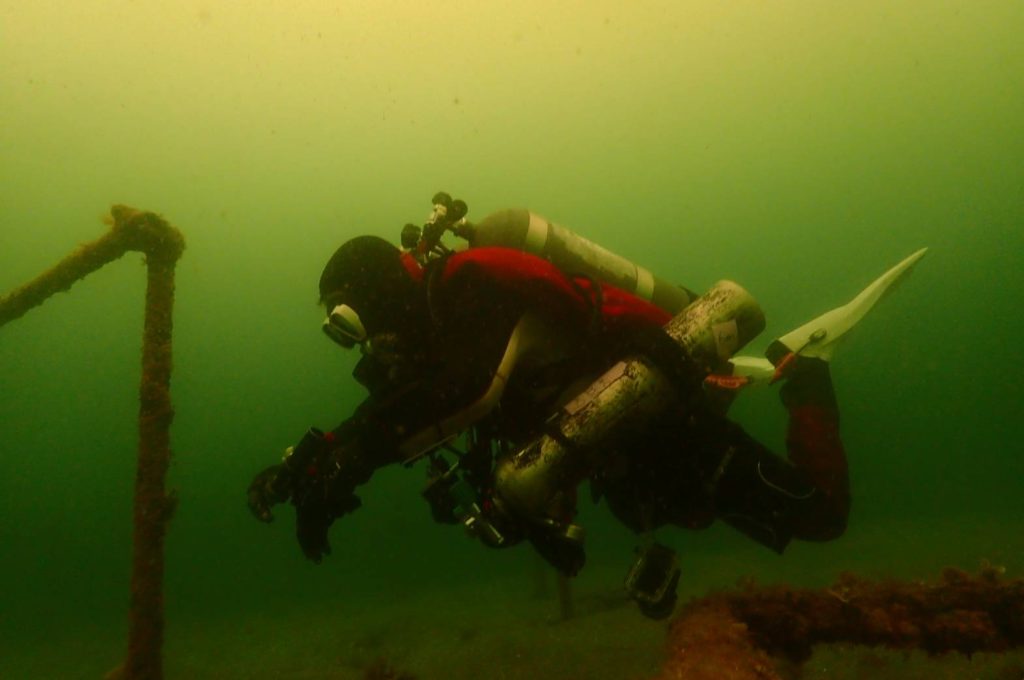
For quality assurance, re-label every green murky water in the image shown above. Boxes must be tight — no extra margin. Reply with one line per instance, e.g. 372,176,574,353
2,2,1022,678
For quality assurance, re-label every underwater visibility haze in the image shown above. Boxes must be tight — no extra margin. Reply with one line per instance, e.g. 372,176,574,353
1,1,1023,678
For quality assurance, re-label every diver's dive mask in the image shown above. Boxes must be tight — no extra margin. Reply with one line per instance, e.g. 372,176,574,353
322,304,367,349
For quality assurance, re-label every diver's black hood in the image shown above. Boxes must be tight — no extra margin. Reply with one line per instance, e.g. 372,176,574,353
318,235,422,337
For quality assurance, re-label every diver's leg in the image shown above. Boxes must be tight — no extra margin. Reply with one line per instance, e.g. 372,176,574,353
778,356,850,540
701,357,849,551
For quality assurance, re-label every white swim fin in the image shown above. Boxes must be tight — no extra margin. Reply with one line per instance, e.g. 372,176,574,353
766,247,928,369
713,248,928,390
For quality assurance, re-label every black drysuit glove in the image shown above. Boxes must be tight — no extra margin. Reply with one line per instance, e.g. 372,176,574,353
247,456,363,562
250,417,380,562
289,434,372,563
247,464,293,523
293,481,362,563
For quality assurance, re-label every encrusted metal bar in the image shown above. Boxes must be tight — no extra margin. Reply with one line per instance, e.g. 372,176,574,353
1,206,185,680
656,566,1024,679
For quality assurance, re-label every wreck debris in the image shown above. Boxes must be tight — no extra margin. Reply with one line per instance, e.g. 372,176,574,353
656,566,1024,679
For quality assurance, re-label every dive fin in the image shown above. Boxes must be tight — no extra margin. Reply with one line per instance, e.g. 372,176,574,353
765,247,928,365
723,355,775,387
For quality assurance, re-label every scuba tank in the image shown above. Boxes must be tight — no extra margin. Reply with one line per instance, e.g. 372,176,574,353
467,209,696,314
403,193,696,315
492,279,765,524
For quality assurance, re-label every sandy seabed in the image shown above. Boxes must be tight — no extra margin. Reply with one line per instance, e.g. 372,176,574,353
4,515,1023,680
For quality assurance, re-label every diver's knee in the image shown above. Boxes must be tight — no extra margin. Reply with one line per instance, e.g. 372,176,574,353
709,443,854,550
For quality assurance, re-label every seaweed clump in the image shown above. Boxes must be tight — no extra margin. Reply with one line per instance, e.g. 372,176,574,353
655,565,1024,679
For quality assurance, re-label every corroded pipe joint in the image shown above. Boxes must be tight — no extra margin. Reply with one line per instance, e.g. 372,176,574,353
111,205,185,263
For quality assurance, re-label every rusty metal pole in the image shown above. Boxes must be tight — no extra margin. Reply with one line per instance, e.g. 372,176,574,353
121,206,183,680
0,206,185,680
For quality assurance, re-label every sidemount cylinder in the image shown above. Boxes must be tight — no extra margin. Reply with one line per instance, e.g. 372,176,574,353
492,280,765,523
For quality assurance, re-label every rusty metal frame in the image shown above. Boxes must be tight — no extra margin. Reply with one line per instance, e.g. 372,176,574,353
0,205,184,680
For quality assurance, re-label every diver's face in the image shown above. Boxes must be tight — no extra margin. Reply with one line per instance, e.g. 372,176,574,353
321,302,408,366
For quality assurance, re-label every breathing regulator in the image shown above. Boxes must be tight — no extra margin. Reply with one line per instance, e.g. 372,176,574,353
401,191,473,263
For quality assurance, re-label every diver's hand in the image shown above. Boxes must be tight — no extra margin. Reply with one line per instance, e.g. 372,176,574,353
247,464,293,523
288,436,373,562
295,500,335,563
293,488,362,563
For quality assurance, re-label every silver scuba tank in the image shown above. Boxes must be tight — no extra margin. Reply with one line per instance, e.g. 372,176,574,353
466,209,696,314
491,280,765,523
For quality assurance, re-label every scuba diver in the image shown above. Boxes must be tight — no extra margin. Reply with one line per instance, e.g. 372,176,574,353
247,192,926,618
